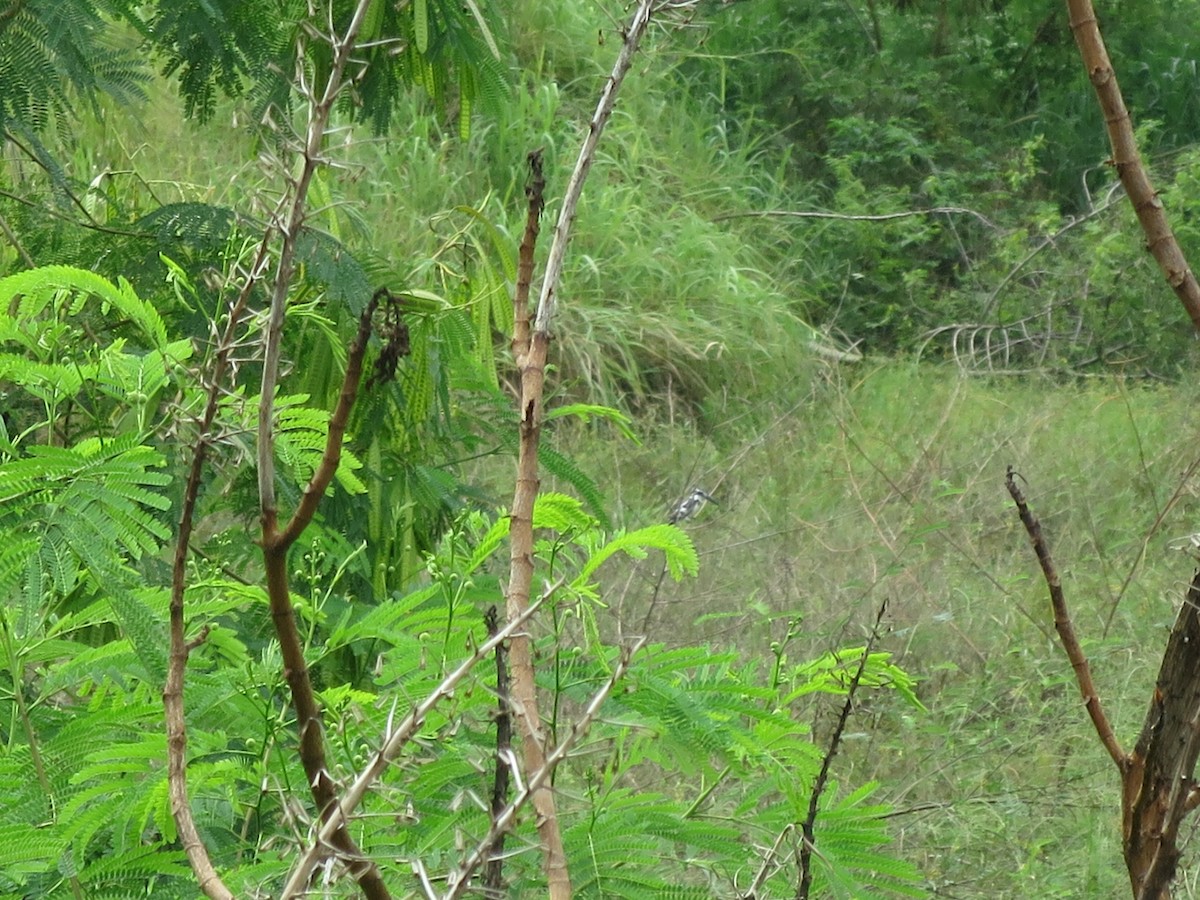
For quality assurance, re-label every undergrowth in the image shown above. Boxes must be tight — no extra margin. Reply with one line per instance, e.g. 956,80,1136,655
531,359,1200,897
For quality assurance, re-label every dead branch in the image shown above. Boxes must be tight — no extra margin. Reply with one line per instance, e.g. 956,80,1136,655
1065,0,1200,331
711,206,997,229
278,587,555,900
1005,467,1126,769
511,148,544,364
532,0,660,335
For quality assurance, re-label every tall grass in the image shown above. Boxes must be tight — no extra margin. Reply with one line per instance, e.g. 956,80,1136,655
539,360,1200,896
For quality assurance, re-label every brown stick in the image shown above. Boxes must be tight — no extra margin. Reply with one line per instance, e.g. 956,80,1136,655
1005,467,1126,769
1065,0,1200,331
262,291,391,899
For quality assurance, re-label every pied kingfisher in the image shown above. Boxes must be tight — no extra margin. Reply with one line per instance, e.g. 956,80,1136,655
669,488,717,524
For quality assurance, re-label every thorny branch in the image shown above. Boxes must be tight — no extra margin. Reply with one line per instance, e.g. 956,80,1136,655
443,638,647,900
251,3,392,897
278,587,555,900
165,239,277,900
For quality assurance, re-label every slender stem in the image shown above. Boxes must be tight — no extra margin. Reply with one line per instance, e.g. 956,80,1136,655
796,600,888,900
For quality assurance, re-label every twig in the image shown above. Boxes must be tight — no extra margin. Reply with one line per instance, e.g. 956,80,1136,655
743,823,795,898
278,586,556,900
981,183,1123,318
796,599,889,900
0,207,33,268
531,0,658,333
711,206,996,229
1004,467,1126,769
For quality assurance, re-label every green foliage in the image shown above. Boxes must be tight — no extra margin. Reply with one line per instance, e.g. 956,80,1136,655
0,0,146,134
144,0,508,133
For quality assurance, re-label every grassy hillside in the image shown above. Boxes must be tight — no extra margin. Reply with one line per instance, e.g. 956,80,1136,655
533,361,1200,896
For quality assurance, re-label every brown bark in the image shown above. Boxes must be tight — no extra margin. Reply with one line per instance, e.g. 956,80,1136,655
1065,0,1200,331
164,241,275,900
502,7,661,895
1007,470,1200,899
261,292,392,899
1121,570,1200,899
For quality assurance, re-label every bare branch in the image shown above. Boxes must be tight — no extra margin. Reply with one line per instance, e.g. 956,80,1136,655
258,0,375,534
1005,467,1126,769
532,0,658,334
797,601,888,900
711,206,996,229
164,257,268,900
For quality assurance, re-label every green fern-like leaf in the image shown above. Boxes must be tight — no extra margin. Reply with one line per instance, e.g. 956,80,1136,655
0,264,168,349
573,524,698,589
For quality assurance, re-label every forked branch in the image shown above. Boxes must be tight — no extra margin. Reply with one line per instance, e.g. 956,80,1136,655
250,3,392,897
262,288,405,900
1006,468,1200,898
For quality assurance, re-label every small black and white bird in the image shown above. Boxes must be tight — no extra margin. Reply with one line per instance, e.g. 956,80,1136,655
668,488,717,524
